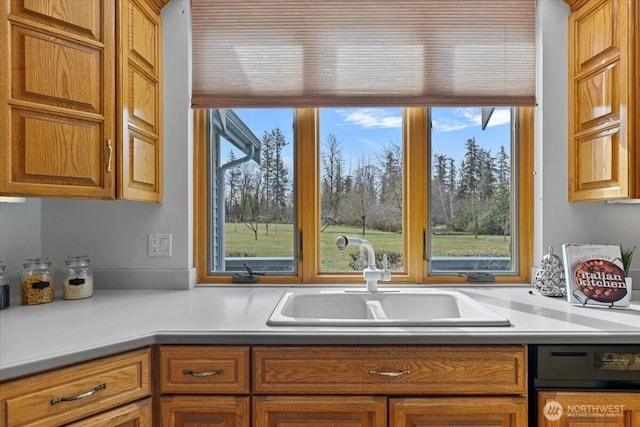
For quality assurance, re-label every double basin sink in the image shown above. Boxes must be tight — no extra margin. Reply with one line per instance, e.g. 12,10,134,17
267,287,511,327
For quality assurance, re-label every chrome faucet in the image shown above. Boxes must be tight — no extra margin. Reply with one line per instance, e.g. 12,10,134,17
336,235,391,292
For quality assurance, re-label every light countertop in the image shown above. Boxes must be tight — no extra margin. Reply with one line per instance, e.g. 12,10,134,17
1,285,639,381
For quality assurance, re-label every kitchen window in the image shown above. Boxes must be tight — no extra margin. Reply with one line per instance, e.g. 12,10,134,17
194,107,533,284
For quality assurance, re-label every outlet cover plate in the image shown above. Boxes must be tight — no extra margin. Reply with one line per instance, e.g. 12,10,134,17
149,233,172,257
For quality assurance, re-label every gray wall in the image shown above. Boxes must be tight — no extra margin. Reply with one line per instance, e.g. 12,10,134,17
0,0,638,288
0,199,41,288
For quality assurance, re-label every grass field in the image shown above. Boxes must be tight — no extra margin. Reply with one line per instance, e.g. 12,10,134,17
225,223,511,271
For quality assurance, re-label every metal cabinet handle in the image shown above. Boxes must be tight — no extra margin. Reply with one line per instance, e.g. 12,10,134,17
182,368,224,377
51,383,107,405
107,139,113,172
369,369,410,377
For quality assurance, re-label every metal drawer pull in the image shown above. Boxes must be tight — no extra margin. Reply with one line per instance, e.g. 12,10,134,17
51,383,107,405
182,368,224,377
369,369,410,377
106,139,113,172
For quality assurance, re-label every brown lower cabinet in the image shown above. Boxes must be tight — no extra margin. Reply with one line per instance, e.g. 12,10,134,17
0,345,528,426
537,391,640,427
157,345,528,427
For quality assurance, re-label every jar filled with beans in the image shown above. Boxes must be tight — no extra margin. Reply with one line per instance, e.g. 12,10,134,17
21,258,55,305
63,256,93,300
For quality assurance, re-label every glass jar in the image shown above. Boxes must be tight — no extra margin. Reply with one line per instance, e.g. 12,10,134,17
21,258,55,305
63,256,93,300
0,261,9,310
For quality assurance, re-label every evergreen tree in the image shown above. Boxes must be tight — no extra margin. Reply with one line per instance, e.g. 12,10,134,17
271,127,289,223
225,151,242,223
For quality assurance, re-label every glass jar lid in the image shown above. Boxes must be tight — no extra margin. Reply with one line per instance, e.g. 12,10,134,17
65,255,90,267
23,257,52,269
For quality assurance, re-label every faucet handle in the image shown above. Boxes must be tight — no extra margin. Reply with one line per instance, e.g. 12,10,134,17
382,254,391,281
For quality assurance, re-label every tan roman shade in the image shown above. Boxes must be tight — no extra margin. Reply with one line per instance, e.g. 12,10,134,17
191,0,536,108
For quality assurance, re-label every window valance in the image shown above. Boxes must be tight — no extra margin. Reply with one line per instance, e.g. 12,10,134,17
191,0,536,108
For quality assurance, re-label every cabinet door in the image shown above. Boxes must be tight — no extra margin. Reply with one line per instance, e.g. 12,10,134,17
538,391,640,427
390,397,527,427
567,0,636,200
65,398,152,427
253,396,387,427
0,0,116,199
117,0,163,202
160,396,250,427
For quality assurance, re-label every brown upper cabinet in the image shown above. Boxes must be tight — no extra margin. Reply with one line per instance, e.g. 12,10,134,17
0,0,165,202
566,0,639,201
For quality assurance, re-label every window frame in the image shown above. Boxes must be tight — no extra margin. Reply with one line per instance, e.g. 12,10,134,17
194,107,533,285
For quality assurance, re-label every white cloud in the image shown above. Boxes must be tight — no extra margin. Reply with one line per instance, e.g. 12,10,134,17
431,119,470,132
338,108,403,128
432,107,510,132
358,139,381,150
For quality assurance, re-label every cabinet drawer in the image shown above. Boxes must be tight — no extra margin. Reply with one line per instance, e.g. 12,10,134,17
158,345,250,394
0,347,150,427
253,345,526,395
64,397,152,427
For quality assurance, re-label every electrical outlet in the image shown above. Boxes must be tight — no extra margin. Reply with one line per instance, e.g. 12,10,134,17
149,233,172,256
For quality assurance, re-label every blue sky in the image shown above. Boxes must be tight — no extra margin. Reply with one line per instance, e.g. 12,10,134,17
228,107,512,172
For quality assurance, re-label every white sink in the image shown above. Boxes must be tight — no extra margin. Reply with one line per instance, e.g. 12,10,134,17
267,288,511,327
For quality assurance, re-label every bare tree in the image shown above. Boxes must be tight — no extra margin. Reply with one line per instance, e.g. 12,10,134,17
225,151,242,230
238,163,262,240
321,133,344,231
352,158,380,235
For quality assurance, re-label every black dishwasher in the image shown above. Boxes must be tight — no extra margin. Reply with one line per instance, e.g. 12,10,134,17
531,345,640,425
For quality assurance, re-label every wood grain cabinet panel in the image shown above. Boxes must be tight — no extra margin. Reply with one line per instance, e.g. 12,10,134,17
16,29,103,112
391,397,527,427
576,126,621,190
567,0,639,200
17,0,103,40
13,109,105,187
574,0,615,71
253,396,387,427
253,345,527,395
576,63,618,129
537,391,640,427
0,347,150,427
160,396,250,427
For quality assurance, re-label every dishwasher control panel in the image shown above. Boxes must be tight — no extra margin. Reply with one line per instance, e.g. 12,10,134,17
534,345,640,389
